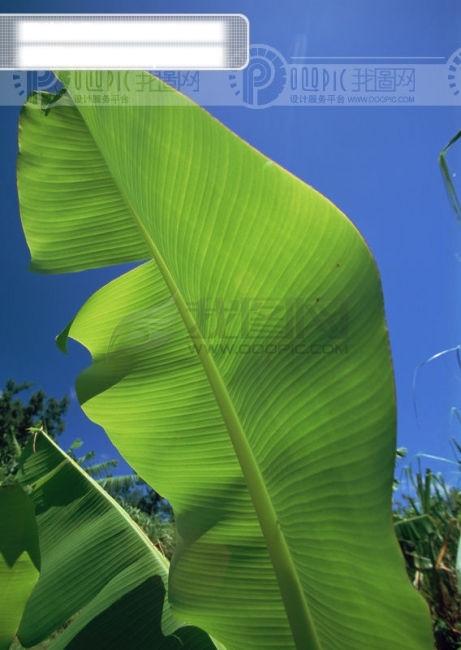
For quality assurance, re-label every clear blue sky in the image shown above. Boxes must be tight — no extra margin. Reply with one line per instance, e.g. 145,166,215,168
1,0,461,487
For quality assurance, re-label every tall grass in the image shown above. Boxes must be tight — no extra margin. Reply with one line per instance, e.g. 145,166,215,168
394,465,461,649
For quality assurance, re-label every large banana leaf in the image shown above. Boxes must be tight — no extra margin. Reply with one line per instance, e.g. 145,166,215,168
15,429,216,649
17,71,434,649
0,484,40,650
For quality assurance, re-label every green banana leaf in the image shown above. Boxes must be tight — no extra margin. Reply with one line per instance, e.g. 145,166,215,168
17,71,434,649
15,429,216,649
0,484,40,650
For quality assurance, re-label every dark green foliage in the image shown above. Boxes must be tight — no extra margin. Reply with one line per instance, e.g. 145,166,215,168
394,466,461,650
118,503,176,560
0,379,69,481
0,378,173,540
68,439,174,525
114,481,173,520
91,461,176,558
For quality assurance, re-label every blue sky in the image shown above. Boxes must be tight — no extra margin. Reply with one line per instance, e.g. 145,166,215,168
1,1,461,487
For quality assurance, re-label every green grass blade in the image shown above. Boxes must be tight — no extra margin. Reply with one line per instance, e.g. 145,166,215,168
439,130,461,219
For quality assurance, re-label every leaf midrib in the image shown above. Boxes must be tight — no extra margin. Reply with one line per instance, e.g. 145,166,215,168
65,87,322,650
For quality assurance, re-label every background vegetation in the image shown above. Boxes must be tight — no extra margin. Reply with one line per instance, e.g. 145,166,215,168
394,458,461,650
2,378,461,649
